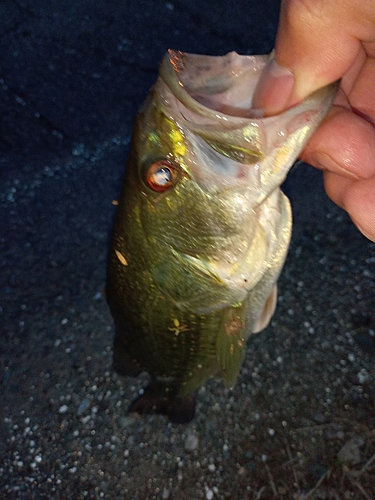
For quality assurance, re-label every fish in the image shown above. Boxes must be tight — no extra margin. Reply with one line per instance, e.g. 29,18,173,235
106,50,338,423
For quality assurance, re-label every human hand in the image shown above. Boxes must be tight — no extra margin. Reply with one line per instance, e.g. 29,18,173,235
252,0,375,241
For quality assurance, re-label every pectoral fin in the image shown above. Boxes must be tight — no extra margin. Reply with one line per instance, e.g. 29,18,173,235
252,284,278,334
216,302,248,389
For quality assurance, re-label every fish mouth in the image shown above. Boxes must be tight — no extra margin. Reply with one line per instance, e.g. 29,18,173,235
160,50,268,166
163,50,269,121
157,50,338,203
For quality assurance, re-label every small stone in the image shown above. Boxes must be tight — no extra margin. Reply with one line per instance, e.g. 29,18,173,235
184,434,199,451
206,489,214,500
312,413,327,424
119,416,136,428
357,369,370,384
238,466,246,475
77,398,90,416
58,404,68,414
337,436,364,465
162,489,170,499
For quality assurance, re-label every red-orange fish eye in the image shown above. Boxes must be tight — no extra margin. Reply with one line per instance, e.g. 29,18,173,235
145,160,177,192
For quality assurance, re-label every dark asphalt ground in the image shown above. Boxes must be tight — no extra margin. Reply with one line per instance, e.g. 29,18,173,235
1,1,375,499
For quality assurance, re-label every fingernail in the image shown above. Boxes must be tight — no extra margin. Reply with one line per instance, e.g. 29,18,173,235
252,55,295,116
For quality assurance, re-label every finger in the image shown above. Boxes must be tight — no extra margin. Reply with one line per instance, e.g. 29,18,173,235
252,0,373,114
324,172,375,241
275,0,363,98
300,105,375,180
348,54,375,127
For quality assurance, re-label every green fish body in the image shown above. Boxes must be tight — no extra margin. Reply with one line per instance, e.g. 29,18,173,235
106,51,337,422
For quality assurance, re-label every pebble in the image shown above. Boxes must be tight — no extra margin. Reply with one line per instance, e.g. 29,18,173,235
206,489,214,500
337,436,364,465
184,434,199,451
77,398,90,416
58,405,68,414
312,413,327,424
119,416,137,428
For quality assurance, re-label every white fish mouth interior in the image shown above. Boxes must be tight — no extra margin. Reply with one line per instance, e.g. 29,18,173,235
171,51,268,118
159,51,269,190
159,50,339,219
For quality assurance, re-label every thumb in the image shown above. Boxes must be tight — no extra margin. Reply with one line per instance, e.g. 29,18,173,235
252,0,366,115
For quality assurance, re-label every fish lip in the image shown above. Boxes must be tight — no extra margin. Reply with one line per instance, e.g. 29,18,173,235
161,49,269,122
161,49,339,122
158,50,339,192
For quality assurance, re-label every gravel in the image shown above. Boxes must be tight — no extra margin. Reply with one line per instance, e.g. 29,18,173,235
1,1,374,498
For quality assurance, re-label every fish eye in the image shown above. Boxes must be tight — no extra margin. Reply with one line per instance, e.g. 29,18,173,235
145,160,178,192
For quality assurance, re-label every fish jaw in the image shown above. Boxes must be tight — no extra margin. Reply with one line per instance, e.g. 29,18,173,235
158,49,338,203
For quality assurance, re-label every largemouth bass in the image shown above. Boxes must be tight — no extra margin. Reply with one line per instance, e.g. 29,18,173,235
107,50,337,423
